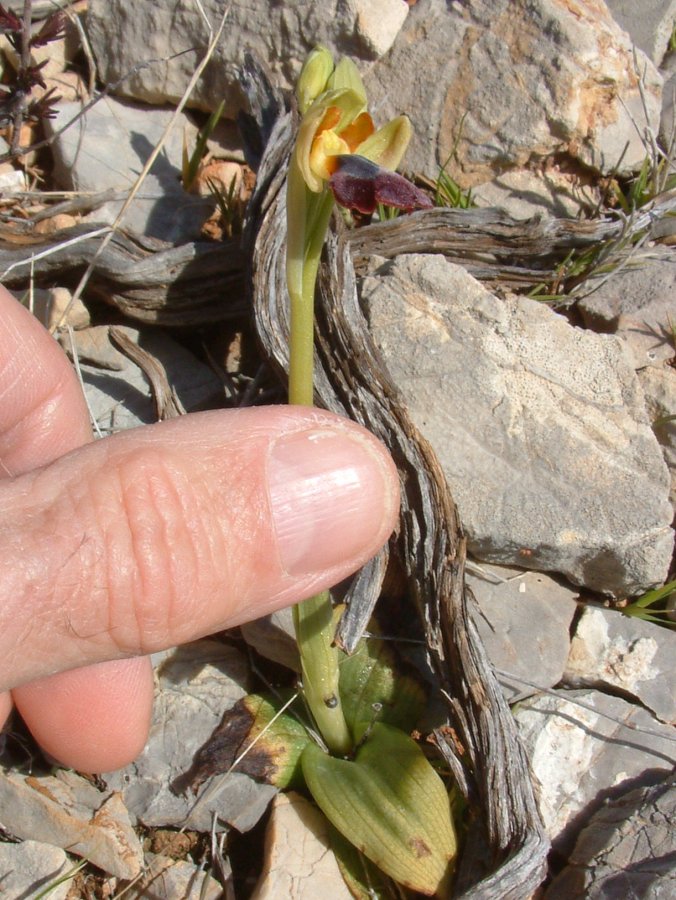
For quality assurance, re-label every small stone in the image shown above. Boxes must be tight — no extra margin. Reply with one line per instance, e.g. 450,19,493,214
136,851,225,899
514,689,676,856
251,792,352,899
578,250,676,369
46,286,91,331
564,605,676,724
467,564,578,702
606,0,676,65
240,607,299,672
0,840,70,900
546,774,676,898
0,770,143,879
45,96,209,242
0,163,27,191
34,213,80,235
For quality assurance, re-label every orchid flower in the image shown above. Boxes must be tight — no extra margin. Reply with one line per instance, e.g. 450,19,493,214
285,49,431,757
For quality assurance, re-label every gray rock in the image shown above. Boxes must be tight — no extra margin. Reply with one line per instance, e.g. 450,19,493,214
564,606,676,724
0,769,143,879
85,0,408,117
79,326,223,434
45,96,209,241
577,250,676,369
364,0,662,183
467,563,578,702
639,364,676,510
606,0,676,65
472,168,599,220
0,840,70,900
546,775,676,899
103,640,276,833
660,49,676,145
360,254,674,595
240,607,299,672
514,689,676,856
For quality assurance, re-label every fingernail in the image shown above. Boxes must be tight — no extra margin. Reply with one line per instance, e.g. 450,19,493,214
268,428,397,576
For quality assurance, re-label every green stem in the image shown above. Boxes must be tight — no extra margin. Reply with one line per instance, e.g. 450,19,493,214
286,159,352,755
293,592,352,755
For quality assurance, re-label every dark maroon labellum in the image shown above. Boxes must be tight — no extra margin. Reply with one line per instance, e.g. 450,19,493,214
329,154,433,215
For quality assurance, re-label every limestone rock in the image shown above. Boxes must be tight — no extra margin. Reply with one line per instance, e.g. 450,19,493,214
577,250,676,369
471,168,599,220
360,254,674,595
0,769,143,879
639,364,676,510
251,792,352,900
46,96,208,241
0,840,70,900
78,326,223,433
85,0,408,117
364,0,662,182
546,775,676,898
103,641,276,833
137,851,227,899
659,49,676,144
514,689,676,856
240,607,299,672
467,564,578,702
564,605,676,724
606,0,676,65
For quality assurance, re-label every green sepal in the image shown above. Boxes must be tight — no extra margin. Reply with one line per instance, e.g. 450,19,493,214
327,56,367,106
302,722,457,896
338,632,427,742
356,115,412,171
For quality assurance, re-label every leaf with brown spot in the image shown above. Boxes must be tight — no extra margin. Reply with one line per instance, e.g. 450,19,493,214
302,722,457,896
171,693,311,795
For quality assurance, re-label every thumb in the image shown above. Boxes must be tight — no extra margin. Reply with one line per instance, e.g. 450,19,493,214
0,405,399,692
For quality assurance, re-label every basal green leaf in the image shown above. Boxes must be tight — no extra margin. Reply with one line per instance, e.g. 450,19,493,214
338,632,427,742
302,723,457,896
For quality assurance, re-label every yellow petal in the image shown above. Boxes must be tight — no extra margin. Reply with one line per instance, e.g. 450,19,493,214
356,115,412,171
295,88,365,192
340,111,375,153
297,45,335,114
310,129,350,181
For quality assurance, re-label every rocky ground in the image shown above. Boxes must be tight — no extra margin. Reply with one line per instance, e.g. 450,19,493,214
0,0,675,897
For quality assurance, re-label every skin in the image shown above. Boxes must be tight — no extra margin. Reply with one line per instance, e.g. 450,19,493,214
0,285,399,773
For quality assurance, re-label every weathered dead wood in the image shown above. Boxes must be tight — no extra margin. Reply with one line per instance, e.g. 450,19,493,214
347,190,676,288
0,225,246,325
246,104,550,897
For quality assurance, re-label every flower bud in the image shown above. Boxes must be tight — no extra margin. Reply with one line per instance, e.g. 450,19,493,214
297,45,334,114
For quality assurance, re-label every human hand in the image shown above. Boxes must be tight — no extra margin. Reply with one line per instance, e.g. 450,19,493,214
0,286,399,774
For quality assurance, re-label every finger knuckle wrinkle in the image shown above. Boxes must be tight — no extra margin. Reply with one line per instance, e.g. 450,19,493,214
110,447,201,651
